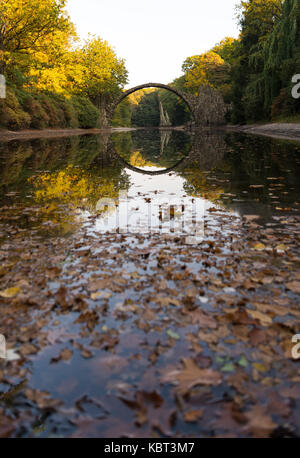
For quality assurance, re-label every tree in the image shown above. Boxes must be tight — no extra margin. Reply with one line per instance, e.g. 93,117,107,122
212,37,239,65
263,0,300,117
182,51,230,97
230,0,284,122
70,36,128,110
111,97,132,127
237,0,283,49
0,0,73,74
157,86,192,126
131,92,160,127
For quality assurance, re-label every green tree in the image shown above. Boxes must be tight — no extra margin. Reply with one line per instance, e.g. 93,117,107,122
212,37,239,65
237,0,283,47
230,0,284,122
131,92,160,127
263,0,300,118
157,88,192,126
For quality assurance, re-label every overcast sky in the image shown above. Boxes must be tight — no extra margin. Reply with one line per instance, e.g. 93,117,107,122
66,0,240,87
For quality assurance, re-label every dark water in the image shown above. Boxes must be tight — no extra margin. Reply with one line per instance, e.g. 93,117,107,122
0,129,300,231
0,129,300,437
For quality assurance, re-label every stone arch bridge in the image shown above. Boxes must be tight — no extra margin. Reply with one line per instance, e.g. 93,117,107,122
103,82,227,128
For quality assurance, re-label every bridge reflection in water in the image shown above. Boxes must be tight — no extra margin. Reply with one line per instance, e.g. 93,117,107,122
94,175,205,244
0,128,229,243
88,128,227,243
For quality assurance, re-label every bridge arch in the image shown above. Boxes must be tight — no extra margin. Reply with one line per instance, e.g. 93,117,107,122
113,154,189,176
107,82,194,125
107,139,191,176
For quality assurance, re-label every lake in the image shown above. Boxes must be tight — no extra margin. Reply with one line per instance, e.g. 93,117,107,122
0,129,299,438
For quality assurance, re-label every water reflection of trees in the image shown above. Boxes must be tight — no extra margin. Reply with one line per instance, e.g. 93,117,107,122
223,134,300,190
111,130,191,169
0,135,130,236
179,132,300,213
1,131,299,226
0,134,128,197
176,131,227,203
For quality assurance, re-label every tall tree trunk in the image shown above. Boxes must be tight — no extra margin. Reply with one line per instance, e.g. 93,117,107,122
94,94,110,128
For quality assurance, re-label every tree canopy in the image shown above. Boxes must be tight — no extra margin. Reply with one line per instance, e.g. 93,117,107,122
0,0,74,74
70,36,128,104
177,0,299,123
0,0,129,130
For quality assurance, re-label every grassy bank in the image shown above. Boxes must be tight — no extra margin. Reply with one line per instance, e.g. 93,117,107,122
0,85,101,131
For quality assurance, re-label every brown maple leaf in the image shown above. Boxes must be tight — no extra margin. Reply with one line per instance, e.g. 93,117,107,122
161,358,222,394
245,405,276,438
286,281,300,294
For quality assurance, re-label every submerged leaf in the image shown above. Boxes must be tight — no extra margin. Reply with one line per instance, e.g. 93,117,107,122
167,330,180,340
0,287,20,298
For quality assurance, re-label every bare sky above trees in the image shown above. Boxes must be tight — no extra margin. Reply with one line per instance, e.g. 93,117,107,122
67,0,240,87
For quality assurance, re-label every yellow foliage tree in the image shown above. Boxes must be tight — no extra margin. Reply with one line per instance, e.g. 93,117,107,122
182,51,230,96
0,0,74,75
69,36,128,105
30,165,120,210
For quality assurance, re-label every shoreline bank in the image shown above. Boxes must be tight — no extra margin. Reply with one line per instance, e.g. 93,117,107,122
0,126,187,142
1,122,300,142
0,127,139,142
225,122,300,142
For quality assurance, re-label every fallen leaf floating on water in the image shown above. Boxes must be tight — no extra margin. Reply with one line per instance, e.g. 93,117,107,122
161,358,222,394
0,287,20,298
20,343,39,356
286,281,300,294
184,409,204,423
167,330,180,340
221,362,236,373
243,215,260,222
60,348,73,361
247,309,273,326
253,243,266,251
276,244,287,252
245,405,276,438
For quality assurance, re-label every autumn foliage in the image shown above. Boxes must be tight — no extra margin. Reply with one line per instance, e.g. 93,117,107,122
0,0,128,130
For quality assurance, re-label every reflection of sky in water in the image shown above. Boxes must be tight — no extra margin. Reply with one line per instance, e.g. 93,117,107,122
85,168,239,243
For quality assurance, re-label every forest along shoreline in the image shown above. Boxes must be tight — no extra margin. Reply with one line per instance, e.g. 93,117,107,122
1,123,300,142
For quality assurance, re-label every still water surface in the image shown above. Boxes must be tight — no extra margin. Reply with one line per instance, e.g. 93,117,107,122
1,129,299,238
0,129,300,437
